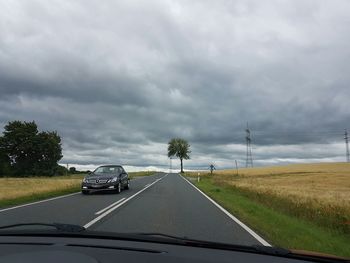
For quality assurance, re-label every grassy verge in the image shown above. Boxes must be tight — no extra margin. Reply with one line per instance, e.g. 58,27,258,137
202,163,350,234
188,175,350,258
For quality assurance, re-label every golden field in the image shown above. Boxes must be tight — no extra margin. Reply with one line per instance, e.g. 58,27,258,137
216,163,350,207
191,162,350,232
0,175,84,201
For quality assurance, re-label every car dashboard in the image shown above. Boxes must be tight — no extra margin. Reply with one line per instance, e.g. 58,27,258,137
0,235,332,263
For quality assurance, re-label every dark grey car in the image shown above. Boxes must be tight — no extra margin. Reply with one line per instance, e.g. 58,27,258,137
81,165,130,194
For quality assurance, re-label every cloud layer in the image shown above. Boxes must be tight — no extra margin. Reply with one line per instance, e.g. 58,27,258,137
1,0,349,170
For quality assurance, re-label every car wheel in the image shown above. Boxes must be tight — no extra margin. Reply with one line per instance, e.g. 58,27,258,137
116,182,121,194
125,180,130,190
82,190,89,195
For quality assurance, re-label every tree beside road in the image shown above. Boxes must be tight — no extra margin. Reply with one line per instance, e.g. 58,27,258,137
167,138,191,173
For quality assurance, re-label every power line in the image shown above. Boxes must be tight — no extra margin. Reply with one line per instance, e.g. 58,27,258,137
227,129,346,144
233,127,347,136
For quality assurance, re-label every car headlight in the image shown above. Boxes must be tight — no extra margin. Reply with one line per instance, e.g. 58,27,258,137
110,177,118,183
83,177,89,183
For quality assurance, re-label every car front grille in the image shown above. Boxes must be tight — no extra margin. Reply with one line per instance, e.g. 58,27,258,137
88,179,108,184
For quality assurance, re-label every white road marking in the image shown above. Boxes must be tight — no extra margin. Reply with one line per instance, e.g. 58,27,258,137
0,192,80,213
180,174,271,247
84,174,168,229
144,183,151,187
95,198,126,215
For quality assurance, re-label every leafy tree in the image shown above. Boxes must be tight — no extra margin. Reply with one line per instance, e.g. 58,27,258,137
0,121,63,176
33,131,63,176
0,137,11,176
167,138,191,173
1,121,38,175
69,167,76,174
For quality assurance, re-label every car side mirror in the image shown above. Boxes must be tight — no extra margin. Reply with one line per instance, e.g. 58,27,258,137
87,171,92,175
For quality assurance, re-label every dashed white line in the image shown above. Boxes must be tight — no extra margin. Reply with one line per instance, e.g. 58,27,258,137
179,174,271,247
84,174,168,229
95,198,126,215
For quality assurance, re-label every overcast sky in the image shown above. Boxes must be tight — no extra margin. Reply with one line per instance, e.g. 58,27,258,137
1,0,349,171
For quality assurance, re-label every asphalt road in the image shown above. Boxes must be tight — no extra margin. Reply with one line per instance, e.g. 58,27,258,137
0,173,268,246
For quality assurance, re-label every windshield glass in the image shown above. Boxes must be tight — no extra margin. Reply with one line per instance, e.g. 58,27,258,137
0,0,349,260
94,167,120,174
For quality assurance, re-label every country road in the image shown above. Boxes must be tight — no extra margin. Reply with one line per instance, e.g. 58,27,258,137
0,173,269,246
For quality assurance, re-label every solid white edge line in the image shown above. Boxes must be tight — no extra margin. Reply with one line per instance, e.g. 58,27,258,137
95,198,126,215
179,174,271,247
84,174,168,229
0,192,80,213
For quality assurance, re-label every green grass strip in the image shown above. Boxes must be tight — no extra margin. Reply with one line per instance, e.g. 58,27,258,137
194,177,350,258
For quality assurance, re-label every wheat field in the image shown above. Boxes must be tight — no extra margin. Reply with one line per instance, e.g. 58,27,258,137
216,163,350,206
191,162,350,232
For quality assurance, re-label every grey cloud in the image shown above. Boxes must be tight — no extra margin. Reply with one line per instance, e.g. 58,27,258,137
0,0,350,170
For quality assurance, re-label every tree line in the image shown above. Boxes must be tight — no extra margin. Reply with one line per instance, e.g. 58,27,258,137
0,121,63,177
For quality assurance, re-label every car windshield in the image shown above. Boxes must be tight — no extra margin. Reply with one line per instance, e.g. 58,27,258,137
94,167,120,174
0,0,349,260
